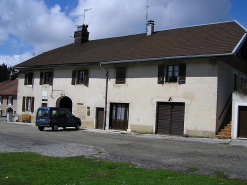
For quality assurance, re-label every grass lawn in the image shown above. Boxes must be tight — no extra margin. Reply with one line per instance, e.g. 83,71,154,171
0,152,246,185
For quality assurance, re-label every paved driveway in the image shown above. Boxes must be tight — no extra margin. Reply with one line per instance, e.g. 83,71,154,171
0,120,247,180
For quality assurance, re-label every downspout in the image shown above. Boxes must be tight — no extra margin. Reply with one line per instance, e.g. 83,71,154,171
100,63,108,130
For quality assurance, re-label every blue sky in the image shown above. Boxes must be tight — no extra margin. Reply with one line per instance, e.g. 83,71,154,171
0,0,247,66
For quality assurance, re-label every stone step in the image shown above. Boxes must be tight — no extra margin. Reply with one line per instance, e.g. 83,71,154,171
215,135,231,139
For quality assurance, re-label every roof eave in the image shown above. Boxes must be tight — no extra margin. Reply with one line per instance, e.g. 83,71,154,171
100,52,235,65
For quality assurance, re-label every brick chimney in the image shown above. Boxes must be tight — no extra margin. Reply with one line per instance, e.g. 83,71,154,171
146,20,154,36
74,24,89,44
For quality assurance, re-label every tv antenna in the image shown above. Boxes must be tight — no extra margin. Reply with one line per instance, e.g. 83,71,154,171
83,8,92,25
144,0,155,31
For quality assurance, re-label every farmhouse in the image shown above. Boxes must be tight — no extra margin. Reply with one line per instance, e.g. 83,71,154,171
0,77,18,118
14,20,247,138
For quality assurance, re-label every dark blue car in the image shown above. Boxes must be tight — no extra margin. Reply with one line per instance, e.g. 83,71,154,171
36,107,81,131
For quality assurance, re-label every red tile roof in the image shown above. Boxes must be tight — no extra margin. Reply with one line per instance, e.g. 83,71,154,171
0,79,18,95
14,21,246,68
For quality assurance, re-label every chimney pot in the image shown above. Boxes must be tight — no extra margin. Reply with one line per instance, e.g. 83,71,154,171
146,20,155,36
74,24,89,44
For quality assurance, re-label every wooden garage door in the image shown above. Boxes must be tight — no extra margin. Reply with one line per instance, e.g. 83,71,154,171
238,106,247,138
157,102,185,136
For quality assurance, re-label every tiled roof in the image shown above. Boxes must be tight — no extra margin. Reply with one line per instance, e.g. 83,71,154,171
14,21,246,68
0,79,18,95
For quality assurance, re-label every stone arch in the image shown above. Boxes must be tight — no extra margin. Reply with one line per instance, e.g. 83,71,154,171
56,96,73,113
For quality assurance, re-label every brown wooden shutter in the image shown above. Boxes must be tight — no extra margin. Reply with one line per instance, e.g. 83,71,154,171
178,63,186,84
22,97,26,112
84,69,88,86
30,73,34,85
158,64,164,84
116,67,126,84
24,73,28,85
40,72,43,85
10,96,13,105
49,71,53,86
31,97,35,113
71,70,76,85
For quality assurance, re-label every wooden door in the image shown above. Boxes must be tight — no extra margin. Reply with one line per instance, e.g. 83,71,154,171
238,106,247,138
157,102,185,136
96,108,104,129
110,103,129,130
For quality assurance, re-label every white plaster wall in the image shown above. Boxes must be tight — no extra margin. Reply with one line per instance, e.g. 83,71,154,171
17,66,106,127
105,58,218,137
232,92,247,139
17,58,218,136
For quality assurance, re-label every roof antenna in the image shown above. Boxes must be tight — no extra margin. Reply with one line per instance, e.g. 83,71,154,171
144,0,155,32
83,8,92,25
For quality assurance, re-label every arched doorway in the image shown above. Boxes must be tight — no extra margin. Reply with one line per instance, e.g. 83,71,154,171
6,107,13,116
57,96,72,113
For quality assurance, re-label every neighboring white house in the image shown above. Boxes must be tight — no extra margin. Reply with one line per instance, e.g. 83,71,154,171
14,21,247,138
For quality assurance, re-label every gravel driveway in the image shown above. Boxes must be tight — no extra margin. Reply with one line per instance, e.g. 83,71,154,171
0,119,247,180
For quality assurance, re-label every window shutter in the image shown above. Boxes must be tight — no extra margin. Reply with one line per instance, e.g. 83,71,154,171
31,97,35,113
49,72,53,86
22,97,26,112
30,73,34,85
24,73,28,85
71,70,76,85
158,64,164,84
10,96,13,105
84,69,88,86
116,67,126,84
40,72,43,85
178,63,186,84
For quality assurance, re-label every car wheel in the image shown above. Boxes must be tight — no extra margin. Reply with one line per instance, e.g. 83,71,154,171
75,123,80,131
52,125,58,131
38,126,44,131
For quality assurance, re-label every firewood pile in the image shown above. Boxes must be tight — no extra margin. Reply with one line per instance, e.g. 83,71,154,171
22,114,31,123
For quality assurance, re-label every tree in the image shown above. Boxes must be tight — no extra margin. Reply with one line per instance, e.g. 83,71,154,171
0,63,15,83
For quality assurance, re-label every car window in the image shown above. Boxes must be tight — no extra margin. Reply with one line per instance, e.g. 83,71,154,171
58,110,65,117
51,110,58,117
37,109,48,117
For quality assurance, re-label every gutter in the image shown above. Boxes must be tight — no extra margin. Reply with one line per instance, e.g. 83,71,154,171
100,52,235,65
100,63,108,130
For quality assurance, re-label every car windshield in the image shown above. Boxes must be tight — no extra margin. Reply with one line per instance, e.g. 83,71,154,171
37,109,48,117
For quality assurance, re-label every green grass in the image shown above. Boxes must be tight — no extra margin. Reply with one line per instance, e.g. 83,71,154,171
0,152,246,185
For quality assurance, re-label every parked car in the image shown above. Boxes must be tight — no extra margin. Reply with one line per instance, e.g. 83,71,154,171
36,107,81,131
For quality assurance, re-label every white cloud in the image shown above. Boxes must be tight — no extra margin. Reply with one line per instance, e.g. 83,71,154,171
0,52,33,67
0,0,232,66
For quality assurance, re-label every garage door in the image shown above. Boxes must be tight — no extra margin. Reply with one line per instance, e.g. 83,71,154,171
157,102,185,136
238,106,247,138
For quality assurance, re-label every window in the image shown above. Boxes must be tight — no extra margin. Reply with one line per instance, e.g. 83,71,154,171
167,65,178,82
40,71,53,85
7,96,13,105
158,63,186,84
22,96,35,112
87,107,90,116
71,69,88,85
0,96,2,104
24,72,33,85
116,67,126,84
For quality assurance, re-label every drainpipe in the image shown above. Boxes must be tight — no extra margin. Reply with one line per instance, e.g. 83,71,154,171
100,63,108,130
